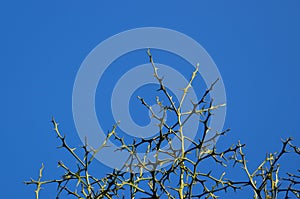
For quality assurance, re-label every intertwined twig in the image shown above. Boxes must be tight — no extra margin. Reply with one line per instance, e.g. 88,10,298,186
25,50,300,199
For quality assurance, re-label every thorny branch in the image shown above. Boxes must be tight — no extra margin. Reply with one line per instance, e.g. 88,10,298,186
25,50,300,199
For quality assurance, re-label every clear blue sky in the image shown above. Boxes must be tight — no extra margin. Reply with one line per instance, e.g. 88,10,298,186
1,1,300,198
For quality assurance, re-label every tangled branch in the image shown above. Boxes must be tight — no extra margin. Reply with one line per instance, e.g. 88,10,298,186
25,50,300,199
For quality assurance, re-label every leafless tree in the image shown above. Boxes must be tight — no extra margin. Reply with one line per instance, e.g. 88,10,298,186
25,50,300,199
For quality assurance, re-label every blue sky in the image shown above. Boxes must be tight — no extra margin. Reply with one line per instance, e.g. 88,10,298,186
1,1,300,198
